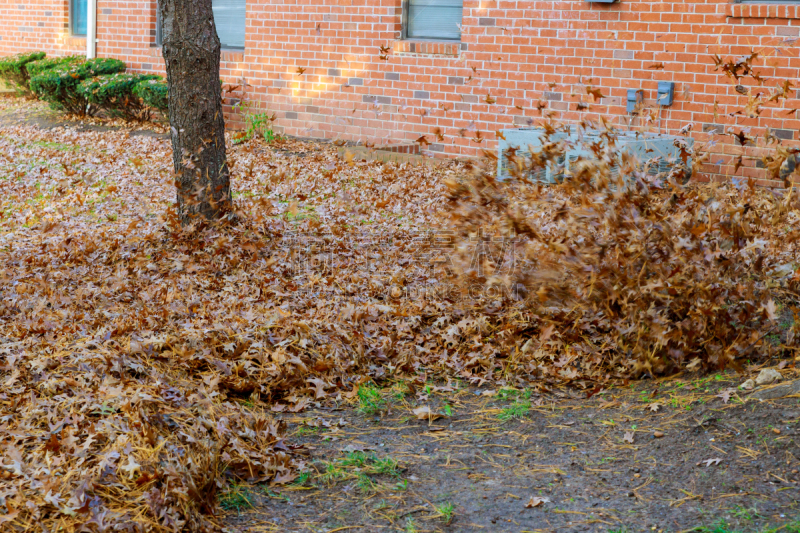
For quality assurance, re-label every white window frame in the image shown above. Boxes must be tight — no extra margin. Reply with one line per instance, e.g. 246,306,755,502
70,0,88,37
402,0,463,41
155,0,246,50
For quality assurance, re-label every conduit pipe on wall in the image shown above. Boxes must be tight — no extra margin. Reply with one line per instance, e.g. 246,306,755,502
87,0,97,59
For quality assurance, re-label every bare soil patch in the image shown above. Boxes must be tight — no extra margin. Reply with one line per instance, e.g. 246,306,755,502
229,373,800,533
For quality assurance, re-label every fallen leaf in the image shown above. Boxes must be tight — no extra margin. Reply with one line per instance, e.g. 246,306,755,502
0,504,19,525
525,496,550,508
716,388,734,404
763,300,778,321
587,86,605,101
307,377,330,399
3,369,20,388
412,405,443,421
120,456,141,479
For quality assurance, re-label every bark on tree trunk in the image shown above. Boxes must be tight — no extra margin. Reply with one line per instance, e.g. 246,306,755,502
158,0,232,226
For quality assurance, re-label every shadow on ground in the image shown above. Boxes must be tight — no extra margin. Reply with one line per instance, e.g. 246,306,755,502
0,97,168,138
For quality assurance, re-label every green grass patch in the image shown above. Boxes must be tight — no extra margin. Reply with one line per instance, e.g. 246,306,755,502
357,384,386,415
319,462,347,485
435,501,455,524
317,451,403,493
404,517,419,533
217,482,253,512
355,473,376,494
30,139,79,152
498,400,531,421
289,471,311,487
496,387,534,420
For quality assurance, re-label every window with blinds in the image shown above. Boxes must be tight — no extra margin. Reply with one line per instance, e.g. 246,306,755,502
405,0,463,41
156,0,246,49
213,0,246,49
71,0,88,36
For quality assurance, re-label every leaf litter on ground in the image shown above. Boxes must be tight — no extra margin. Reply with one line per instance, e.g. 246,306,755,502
1,49,800,531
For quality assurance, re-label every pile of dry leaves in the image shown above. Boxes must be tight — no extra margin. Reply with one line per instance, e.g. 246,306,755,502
445,130,800,381
0,118,466,531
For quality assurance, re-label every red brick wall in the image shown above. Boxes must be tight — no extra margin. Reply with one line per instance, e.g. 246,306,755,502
95,1,156,66
2,0,800,186
0,1,85,56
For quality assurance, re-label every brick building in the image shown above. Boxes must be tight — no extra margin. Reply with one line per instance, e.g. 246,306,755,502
1,0,800,185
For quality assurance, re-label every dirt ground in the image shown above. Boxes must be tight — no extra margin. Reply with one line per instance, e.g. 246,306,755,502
224,372,800,533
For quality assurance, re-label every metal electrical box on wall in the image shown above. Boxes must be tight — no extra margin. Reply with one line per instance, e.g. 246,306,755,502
657,81,675,106
496,128,694,183
626,89,644,113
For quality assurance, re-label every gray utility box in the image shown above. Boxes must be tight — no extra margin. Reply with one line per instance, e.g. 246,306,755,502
497,127,693,183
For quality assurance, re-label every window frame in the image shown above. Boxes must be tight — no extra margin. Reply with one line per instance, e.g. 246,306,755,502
155,1,246,50
155,7,162,46
69,0,87,37
401,0,463,42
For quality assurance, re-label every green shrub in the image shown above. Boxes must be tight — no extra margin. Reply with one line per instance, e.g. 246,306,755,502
133,77,168,114
30,62,88,115
78,73,159,121
82,57,127,77
133,77,225,117
29,57,126,116
26,55,82,80
0,51,46,96
232,99,279,144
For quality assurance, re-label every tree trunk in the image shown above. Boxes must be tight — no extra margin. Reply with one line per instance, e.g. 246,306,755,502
158,0,232,226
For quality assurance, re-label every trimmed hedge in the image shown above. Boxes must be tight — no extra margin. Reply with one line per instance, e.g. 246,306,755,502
29,62,87,115
133,77,168,114
78,72,160,121
0,51,46,96
26,55,83,80
133,78,224,117
81,57,128,77
10,52,178,124
30,58,126,116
